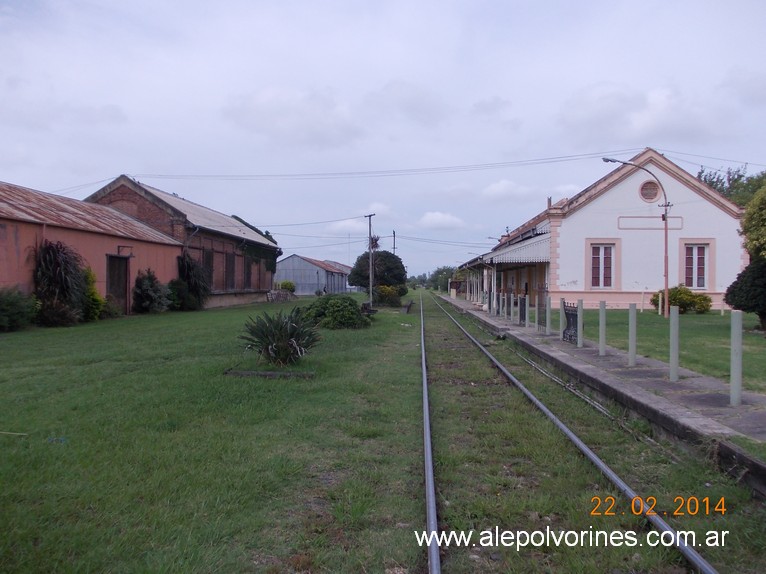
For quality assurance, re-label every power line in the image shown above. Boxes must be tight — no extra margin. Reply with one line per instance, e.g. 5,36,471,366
128,149,646,182
656,148,766,169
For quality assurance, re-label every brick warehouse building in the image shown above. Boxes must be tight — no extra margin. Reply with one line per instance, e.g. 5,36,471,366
0,180,182,314
87,176,282,308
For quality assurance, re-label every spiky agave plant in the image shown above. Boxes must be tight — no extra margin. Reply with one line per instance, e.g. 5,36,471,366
240,307,320,366
33,239,87,326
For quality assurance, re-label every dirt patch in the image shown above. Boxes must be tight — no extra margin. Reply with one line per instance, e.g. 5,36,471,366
224,369,315,379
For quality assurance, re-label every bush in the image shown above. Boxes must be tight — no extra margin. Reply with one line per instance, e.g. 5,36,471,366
304,295,370,329
240,307,320,366
725,257,766,330
168,278,201,311
177,252,210,309
33,239,87,326
36,299,81,327
99,295,124,319
280,280,296,293
132,269,170,313
650,284,712,314
81,267,105,322
374,285,401,307
0,287,37,332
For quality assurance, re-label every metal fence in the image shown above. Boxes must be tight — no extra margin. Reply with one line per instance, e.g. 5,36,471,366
562,300,579,345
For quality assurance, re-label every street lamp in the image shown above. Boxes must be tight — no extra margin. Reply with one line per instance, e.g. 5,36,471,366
603,157,672,318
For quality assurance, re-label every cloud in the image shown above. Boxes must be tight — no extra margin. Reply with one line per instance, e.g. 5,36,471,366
557,83,713,146
480,179,532,200
418,211,465,229
721,68,766,107
367,201,391,216
328,219,368,233
364,80,449,128
472,96,512,116
222,88,365,148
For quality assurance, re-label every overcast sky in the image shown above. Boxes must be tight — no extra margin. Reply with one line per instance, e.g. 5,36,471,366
3,1,766,276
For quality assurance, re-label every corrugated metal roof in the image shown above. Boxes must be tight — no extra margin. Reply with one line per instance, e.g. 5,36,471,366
491,233,550,264
0,181,181,245
324,260,351,274
140,183,277,247
299,256,348,274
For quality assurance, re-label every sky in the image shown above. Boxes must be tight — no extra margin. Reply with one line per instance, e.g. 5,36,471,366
2,0,766,276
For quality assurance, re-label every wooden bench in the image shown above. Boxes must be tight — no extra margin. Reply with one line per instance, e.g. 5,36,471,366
360,301,378,317
266,289,294,303
401,300,415,314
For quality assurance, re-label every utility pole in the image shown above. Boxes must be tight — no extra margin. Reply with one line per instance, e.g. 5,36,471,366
365,213,375,307
392,229,396,255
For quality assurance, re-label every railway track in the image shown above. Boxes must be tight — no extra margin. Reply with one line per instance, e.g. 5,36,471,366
418,292,721,574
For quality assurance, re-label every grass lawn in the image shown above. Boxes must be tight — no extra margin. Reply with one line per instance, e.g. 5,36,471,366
541,308,766,393
1,297,425,573
3,294,765,573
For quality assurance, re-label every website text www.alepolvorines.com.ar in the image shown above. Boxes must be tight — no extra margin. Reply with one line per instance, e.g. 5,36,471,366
414,526,730,551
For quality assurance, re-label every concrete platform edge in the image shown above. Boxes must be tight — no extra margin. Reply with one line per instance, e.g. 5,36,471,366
441,296,766,498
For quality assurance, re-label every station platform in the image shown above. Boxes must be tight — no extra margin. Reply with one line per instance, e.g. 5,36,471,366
439,295,766,495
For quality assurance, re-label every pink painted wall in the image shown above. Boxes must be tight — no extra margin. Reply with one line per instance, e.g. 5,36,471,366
1,218,181,311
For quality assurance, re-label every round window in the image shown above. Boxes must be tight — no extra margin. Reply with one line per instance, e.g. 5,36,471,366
640,181,660,202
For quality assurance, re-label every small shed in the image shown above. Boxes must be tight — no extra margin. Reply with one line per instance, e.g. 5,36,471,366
275,254,350,295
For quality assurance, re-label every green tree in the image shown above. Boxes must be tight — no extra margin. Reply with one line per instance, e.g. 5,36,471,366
741,185,766,260
426,266,456,291
698,166,766,207
348,250,407,292
725,257,766,331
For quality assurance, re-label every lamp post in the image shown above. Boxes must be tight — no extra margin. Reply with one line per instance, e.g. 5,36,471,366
603,157,671,318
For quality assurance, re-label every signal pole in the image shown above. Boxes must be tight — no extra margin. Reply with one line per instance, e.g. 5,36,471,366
365,213,375,307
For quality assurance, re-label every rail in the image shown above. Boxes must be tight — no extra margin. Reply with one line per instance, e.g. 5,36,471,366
422,293,718,574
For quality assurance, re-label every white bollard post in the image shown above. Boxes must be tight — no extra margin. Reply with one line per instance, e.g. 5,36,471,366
658,292,663,316
546,296,552,336
577,299,584,348
599,301,606,356
628,303,637,367
525,295,531,328
669,305,679,382
731,310,743,406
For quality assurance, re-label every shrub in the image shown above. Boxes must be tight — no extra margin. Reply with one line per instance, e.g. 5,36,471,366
240,307,320,366
81,267,105,322
33,239,87,326
280,280,296,293
177,252,210,309
650,284,712,314
0,287,37,332
36,299,81,327
725,257,766,330
374,285,401,307
304,294,370,329
132,269,170,313
168,278,201,311
99,295,124,319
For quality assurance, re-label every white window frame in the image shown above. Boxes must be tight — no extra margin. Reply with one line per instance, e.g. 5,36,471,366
684,244,707,289
591,244,614,289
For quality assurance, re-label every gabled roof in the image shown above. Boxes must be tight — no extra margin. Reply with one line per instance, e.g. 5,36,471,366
283,254,350,274
87,175,278,248
492,148,743,251
0,180,181,245
325,260,352,274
